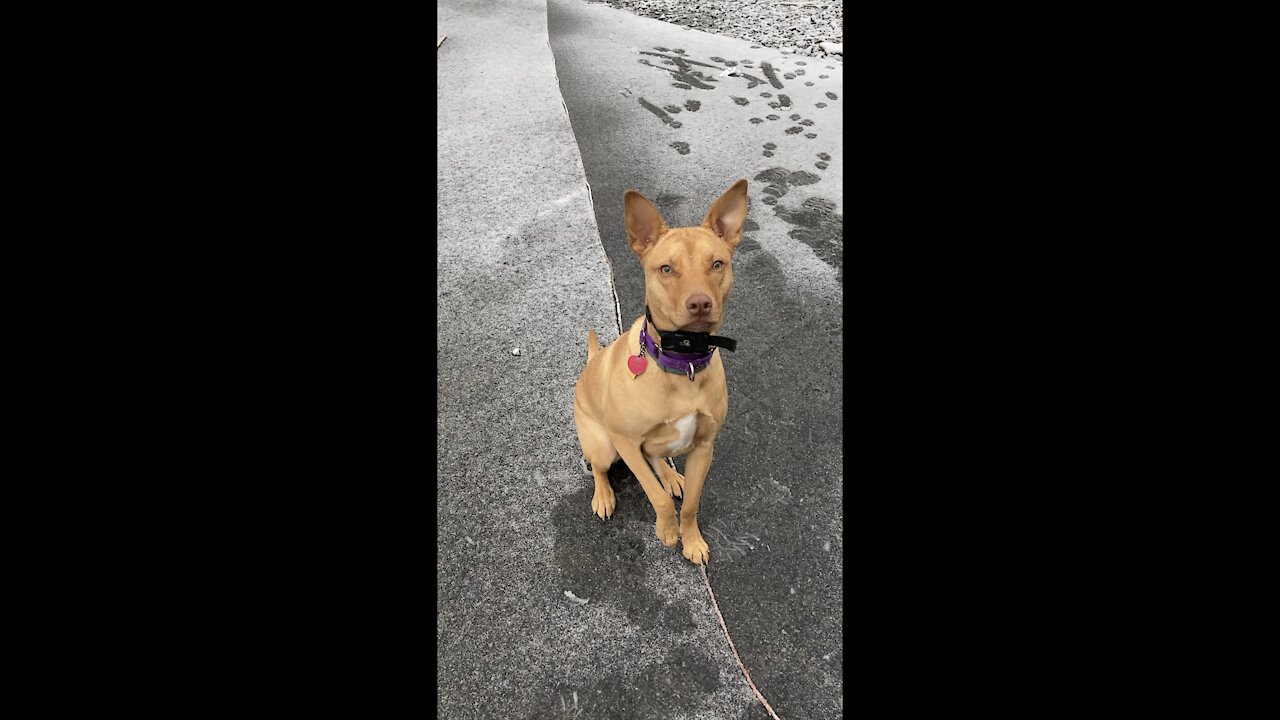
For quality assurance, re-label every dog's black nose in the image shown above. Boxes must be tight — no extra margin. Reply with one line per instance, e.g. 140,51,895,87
686,294,713,316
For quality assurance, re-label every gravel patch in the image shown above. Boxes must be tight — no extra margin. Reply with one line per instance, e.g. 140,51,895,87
586,0,843,60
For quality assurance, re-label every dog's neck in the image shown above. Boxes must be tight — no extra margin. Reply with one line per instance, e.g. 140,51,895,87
639,306,736,380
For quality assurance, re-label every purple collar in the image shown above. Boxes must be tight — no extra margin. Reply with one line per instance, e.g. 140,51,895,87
640,315,716,380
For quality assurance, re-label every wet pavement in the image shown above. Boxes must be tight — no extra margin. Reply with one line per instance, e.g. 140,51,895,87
549,1,844,717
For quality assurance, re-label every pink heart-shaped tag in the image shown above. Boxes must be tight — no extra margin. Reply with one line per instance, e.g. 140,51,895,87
627,355,648,378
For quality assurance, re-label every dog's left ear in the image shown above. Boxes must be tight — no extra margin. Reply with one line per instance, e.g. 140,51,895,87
702,179,749,251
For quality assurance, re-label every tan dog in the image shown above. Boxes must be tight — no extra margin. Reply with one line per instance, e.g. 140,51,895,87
573,179,748,565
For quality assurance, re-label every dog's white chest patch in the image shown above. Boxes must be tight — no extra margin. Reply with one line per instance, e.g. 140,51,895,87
668,413,697,453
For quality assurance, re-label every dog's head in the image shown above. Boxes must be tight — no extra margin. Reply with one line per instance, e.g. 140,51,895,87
624,179,749,334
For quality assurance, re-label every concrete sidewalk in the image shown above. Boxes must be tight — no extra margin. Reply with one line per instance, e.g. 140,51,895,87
436,1,761,718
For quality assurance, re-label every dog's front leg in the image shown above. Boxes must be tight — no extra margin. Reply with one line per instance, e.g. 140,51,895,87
611,435,680,547
677,442,714,565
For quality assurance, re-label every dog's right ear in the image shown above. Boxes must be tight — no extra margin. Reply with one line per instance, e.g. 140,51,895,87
624,190,668,256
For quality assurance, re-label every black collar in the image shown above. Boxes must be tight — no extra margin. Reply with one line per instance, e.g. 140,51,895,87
645,306,738,354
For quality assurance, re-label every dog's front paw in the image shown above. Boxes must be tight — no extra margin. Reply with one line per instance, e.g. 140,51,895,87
655,516,680,547
591,484,616,519
657,464,685,498
681,531,709,565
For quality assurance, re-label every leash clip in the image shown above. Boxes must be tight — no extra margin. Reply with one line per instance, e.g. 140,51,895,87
687,362,696,382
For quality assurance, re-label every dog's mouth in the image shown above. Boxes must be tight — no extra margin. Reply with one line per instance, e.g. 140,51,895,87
680,320,716,333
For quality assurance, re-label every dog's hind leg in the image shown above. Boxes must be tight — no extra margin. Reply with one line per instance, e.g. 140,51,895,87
612,436,680,547
588,462,617,519
575,402,619,519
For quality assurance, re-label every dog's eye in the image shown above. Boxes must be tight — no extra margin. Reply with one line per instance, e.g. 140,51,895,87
661,265,672,274
712,260,724,270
